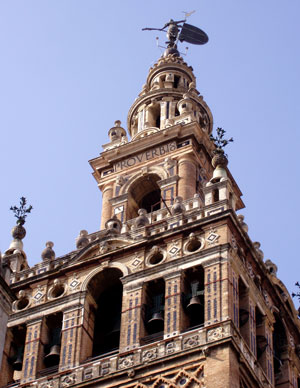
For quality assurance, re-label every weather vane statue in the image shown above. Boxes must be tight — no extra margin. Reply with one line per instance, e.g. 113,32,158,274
142,13,209,56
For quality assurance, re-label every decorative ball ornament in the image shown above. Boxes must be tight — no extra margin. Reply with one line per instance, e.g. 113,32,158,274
212,149,228,169
41,241,55,261
171,196,186,215
11,224,26,240
135,209,149,228
76,230,89,249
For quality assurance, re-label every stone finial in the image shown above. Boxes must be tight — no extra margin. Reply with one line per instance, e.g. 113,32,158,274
265,259,278,276
105,217,122,234
76,230,89,249
135,209,149,228
209,128,233,183
171,196,186,215
41,241,55,261
237,214,249,233
253,242,264,260
209,149,228,184
177,93,194,115
108,121,127,143
5,197,33,257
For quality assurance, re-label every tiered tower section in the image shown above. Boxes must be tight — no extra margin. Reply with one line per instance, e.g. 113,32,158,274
1,52,300,388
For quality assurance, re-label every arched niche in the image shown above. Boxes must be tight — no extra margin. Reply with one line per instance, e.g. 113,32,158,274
86,268,123,358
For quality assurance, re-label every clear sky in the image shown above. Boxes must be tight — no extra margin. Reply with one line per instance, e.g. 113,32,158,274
0,1,299,304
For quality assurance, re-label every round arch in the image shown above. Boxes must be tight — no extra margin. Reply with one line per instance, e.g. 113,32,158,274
120,165,168,196
81,261,129,293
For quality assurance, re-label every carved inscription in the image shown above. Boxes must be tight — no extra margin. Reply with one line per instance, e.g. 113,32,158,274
114,141,176,171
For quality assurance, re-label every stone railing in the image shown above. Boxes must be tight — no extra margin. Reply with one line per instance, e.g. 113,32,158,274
10,196,230,284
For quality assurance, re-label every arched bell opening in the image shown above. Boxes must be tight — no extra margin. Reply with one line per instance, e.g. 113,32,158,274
273,315,288,379
128,174,162,219
142,279,165,343
3,325,26,384
182,266,204,331
238,278,250,347
255,307,266,362
42,312,63,371
145,102,161,129
87,268,123,357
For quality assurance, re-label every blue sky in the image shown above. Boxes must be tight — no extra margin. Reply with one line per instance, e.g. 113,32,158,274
0,1,299,303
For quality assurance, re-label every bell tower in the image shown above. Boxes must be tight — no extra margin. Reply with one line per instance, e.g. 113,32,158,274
90,51,243,230
1,19,300,388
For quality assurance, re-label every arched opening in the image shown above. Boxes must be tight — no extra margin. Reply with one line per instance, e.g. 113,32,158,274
3,325,26,385
213,188,219,202
182,266,205,331
238,278,250,346
273,316,288,378
42,313,63,373
87,268,123,358
146,102,161,129
128,174,161,219
141,278,165,344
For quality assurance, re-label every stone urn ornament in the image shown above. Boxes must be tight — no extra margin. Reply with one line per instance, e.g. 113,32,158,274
171,196,186,215
135,209,149,228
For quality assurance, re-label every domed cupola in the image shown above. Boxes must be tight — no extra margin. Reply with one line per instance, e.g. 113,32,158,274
127,53,213,140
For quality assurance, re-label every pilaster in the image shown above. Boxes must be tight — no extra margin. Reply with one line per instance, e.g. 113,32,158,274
21,318,43,384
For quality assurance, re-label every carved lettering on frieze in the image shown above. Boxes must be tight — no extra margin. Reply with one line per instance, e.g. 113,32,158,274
114,141,176,172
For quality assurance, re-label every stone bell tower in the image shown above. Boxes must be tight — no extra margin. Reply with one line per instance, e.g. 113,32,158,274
90,53,243,231
1,20,300,388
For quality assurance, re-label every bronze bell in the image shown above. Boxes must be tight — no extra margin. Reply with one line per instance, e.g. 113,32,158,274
239,308,249,327
107,319,121,341
12,347,24,371
147,311,164,334
186,296,202,313
44,344,60,367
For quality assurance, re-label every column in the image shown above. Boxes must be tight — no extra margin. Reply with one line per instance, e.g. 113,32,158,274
21,319,43,384
177,154,197,200
100,183,114,230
